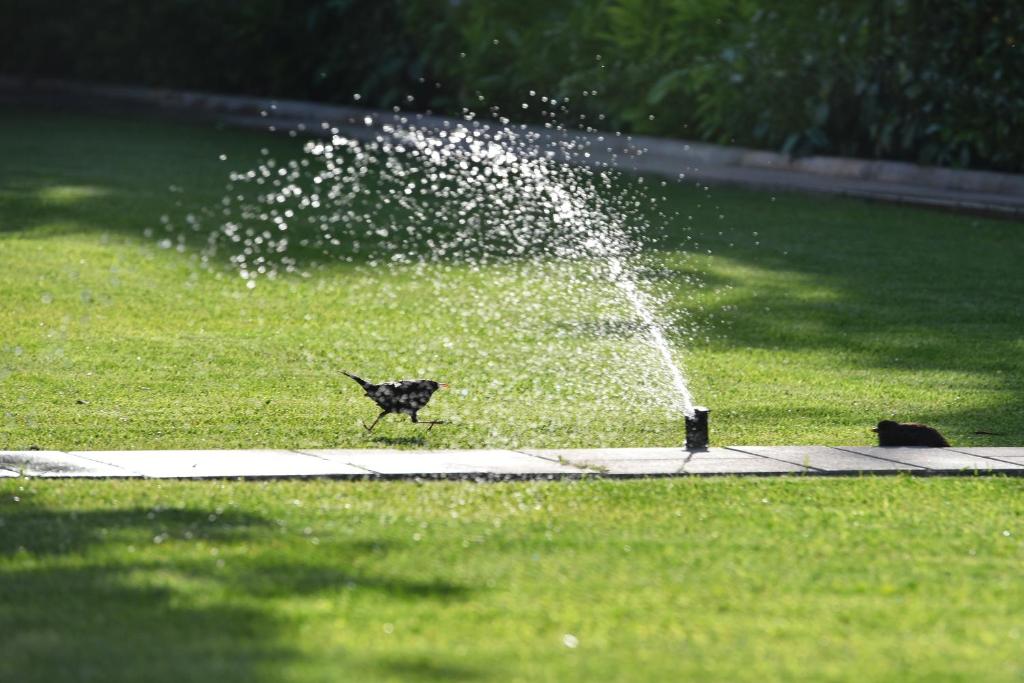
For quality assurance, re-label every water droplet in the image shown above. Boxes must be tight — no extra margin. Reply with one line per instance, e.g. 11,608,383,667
168,98,702,428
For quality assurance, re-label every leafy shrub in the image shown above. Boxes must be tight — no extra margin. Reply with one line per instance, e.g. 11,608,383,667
0,0,440,108
542,0,1024,170
1,0,1021,171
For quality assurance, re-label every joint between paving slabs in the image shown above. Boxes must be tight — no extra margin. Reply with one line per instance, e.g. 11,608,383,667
723,446,826,473
512,450,608,474
943,448,1024,469
832,446,1024,475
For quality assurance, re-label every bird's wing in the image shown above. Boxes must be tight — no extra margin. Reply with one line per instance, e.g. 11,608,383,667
393,381,436,407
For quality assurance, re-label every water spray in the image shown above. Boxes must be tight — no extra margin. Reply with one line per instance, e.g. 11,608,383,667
183,104,704,439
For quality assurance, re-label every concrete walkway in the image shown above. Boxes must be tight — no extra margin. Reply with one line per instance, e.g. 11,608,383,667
3,447,1023,480
3,77,1023,217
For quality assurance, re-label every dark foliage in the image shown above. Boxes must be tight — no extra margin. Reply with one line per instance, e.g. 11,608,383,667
1,0,1021,171
0,0,447,109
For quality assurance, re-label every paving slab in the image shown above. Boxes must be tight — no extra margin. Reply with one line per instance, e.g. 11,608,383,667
728,446,923,472
678,457,808,475
524,447,758,462
523,448,807,475
980,457,1024,468
68,450,369,478
948,447,1024,465
839,447,1024,472
0,451,137,477
298,449,586,476
5,447,1024,479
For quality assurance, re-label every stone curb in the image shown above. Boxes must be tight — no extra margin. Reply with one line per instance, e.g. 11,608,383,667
2,446,1022,481
3,77,1023,217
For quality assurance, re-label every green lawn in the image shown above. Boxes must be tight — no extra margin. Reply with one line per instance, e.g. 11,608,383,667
2,476,1023,682
2,107,1021,450
2,109,1024,681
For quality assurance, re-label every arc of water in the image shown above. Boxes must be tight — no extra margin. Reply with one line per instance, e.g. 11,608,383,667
607,256,695,418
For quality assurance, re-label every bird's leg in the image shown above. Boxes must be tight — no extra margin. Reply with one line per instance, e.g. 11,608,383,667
362,411,387,433
410,412,447,431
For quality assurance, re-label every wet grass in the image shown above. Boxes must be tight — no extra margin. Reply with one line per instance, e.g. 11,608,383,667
2,110,1023,681
2,476,1023,682
1,107,1022,450
670,188,1024,446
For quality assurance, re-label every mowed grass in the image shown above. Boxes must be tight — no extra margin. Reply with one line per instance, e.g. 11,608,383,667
1,107,1022,449
2,110,1024,682
2,476,1023,682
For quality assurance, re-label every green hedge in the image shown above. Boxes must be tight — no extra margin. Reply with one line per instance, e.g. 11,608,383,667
2,0,1022,172
0,0,442,109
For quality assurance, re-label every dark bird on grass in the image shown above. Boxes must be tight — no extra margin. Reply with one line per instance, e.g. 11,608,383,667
343,371,449,432
872,420,950,447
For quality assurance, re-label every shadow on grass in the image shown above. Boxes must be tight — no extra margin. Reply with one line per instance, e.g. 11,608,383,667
0,107,307,252
0,493,477,683
658,187,1024,440
376,658,483,682
1,563,288,683
0,506,266,557
0,106,449,272
4,106,1024,445
0,105,646,272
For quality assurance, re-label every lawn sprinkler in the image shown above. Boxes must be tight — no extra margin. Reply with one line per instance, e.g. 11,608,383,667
685,406,710,451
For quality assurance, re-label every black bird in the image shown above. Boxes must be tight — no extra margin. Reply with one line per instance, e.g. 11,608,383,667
343,371,449,432
872,420,950,447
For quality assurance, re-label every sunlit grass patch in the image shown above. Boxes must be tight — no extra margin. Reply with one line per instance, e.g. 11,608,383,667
2,476,1023,682
1,107,1022,449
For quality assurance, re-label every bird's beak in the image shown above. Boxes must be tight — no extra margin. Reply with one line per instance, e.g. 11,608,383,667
871,427,878,433
439,383,450,389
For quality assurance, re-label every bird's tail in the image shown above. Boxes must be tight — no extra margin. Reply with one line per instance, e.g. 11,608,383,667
343,371,372,389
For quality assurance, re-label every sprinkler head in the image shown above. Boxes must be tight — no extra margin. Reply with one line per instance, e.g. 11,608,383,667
685,406,710,451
